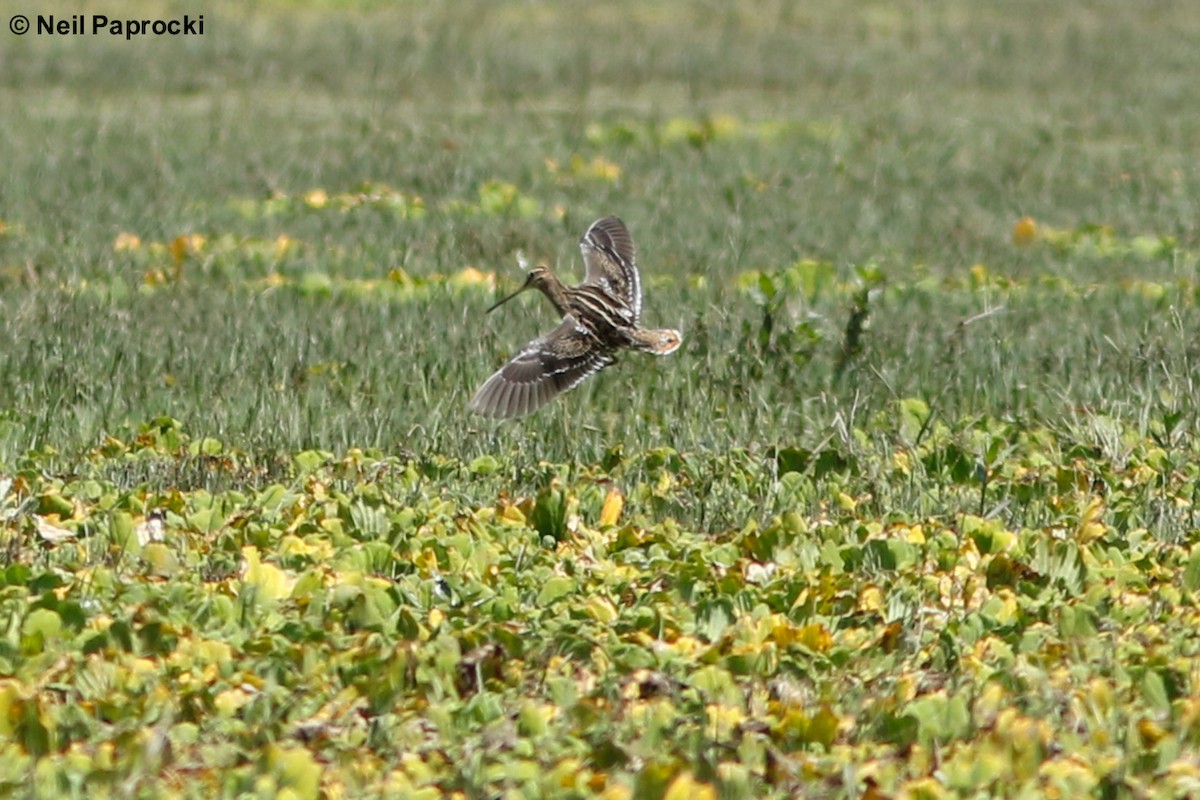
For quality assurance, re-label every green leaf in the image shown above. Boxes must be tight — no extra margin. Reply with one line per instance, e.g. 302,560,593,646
905,691,971,745
3,564,32,586
775,446,811,475
143,543,180,577
469,455,500,475
110,511,136,549
294,450,329,474
536,576,575,605
23,608,62,639
22,608,62,652
189,436,224,456
1184,546,1200,593
898,397,931,443
1142,670,1170,712
531,485,567,541
37,492,74,517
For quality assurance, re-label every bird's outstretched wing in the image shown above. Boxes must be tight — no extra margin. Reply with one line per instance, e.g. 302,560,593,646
469,316,615,419
580,216,641,323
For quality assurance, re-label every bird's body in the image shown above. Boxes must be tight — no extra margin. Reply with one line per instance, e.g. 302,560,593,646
469,216,681,419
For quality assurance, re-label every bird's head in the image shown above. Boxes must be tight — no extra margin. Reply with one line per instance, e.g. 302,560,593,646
487,265,551,313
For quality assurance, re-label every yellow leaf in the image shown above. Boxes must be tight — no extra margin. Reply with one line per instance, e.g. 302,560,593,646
599,785,632,800
498,503,526,525
808,704,841,747
973,682,1006,728
129,657,155,674
550,757,588,790
304,189,329,209
268,744,322,800
400,752,436,783
451,267,496,289
278,534,333,563
670,636,703,656
586,595,618,624
599,489,624,527
169,233,205,264
189,639,233,665
705,703,745,738
1076,496,1106,543
323,779,346,800
664,772,717,800
274,235,296,259
570,155,622,181
240,546,295,601
996,708,1051,749
113,232,142,251
709,114,740,137
96,741,115,770
858,585,884,613
1166,757,1200,784
899,776,950,800
797,622,832,652
142,268,169,287
1178,697,1200,737
594,158,621,181
1013,216,1038,245
1137,718,1168,746
215,687,252,717
1038,756,1098,797
414,548,439,574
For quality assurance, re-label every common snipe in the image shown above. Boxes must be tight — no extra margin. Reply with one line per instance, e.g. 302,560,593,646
469,216,682,419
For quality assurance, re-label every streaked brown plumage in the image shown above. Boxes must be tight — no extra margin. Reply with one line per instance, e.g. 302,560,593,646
469,216,682,419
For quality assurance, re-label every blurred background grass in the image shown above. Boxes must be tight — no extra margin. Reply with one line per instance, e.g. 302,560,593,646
1,0,1198,466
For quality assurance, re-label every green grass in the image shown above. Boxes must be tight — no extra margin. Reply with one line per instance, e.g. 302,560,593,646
4,0,1200,465
3,1,1200,797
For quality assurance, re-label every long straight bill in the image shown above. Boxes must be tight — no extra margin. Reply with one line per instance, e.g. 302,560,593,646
487,285,528,313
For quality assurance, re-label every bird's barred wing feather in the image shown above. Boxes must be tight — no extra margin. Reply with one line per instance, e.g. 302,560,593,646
469,316,615,419
579,216,641,323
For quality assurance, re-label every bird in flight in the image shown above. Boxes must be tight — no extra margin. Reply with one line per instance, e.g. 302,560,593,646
469,216,682,419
